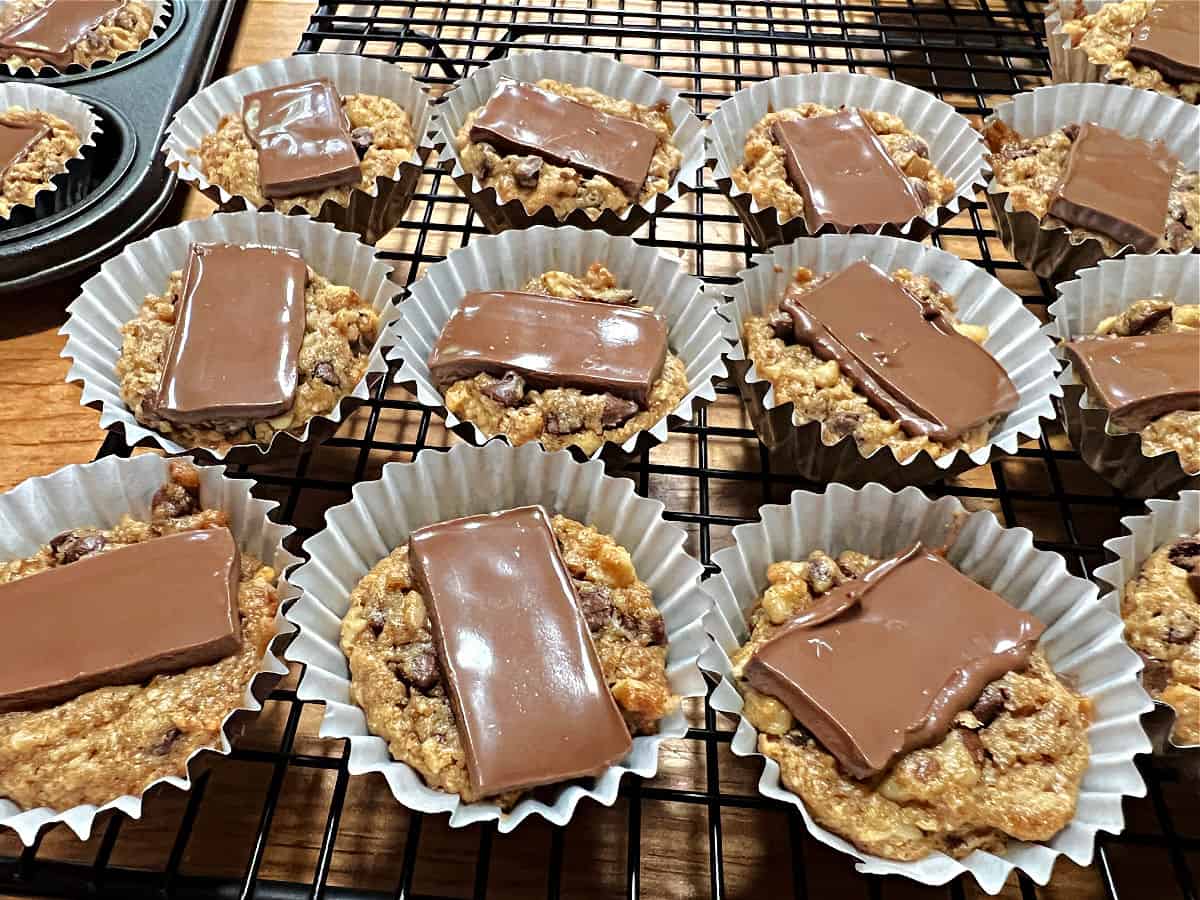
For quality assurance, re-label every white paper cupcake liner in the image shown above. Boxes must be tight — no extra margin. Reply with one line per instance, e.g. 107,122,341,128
391,225,725,459
0,0,170,77
0,82,100,225
1044,253,1200,496
432,49,706,236
719,233,1060,487
698,482,1152,894
163,54,435,245
706,72,988,249
983,83,1200,284
284,441,710,833
1095,491,1200,773
0,453,299,846
60,210,400,464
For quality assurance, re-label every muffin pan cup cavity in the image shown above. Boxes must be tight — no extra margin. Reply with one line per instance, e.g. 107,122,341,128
1043,253,1200,496
706,72,988,249
59,210,401,465
983,83,1200,284
283,441,711,833
391,224,726,460
0,453,299,846
432,49,706,236
698,482,1153,893
163,54,435,245
0,0,171,77
719,233,1060,488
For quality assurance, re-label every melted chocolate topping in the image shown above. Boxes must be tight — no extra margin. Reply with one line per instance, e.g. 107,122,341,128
1048,123,1177,253
467,80,658,200
745,543,1044,780
0,117,50,179
154,242,308,424
0,528,242,713
0,0,127,68
428,290,669,408
408,506,632,798
1063,331,1200,430
770,108,927,231
1127,1,1200,85
780,260,1019,442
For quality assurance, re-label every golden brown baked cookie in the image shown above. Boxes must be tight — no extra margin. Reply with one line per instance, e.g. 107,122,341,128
0,106,81,218
340,513,676,806
0,0,153,73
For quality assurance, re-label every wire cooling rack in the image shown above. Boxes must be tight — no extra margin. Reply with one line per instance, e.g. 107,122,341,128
2,2,1197,898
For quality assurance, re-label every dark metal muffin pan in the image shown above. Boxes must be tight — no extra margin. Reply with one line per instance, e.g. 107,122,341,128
0,0,237,292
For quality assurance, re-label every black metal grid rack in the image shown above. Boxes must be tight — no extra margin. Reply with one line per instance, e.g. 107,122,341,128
1,2,1196,899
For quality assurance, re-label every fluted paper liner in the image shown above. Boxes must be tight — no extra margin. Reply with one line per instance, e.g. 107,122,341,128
433,49,706,236
706,72,988,249
60,210,400,463
720,233,1060,487
1095,491,1200,772
0,454,299,846
698,482,1152,893
0,82,100,224
391,225,725,459
164,54,434,245
284,441,710,832
1045,253,1200,496
1,0,170,77
984,83,1200,283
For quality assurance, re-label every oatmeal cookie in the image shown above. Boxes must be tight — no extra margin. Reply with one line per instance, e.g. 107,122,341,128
731,104,955,226
340,513,675,806
0,461,280,811
117,263,379,452
0,106,81,218
455,79,681,220
0,0,152,73
441,263,689,455
198,92,416,213
1121,533,1200,745
731,550,1093,861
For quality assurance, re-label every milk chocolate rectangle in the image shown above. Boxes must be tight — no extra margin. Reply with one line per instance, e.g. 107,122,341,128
0,0,126,68
154,242,307,424
0,118,50,178
1048,123,1176,253
468,80,658,199
781,260,1019,441
1063,331,1200,430
770,108,926,231
242,78,360,198
1127,0,1200,84
409,506,632,798
0,528,242,713
745,543,1044,779
428,290,669,407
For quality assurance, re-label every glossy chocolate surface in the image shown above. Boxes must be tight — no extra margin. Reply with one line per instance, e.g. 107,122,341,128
1063,331,1200,430
770,108,926,231
0,528,242,712
154,242,307,424
242,78,360,198
428,290,669,407
1048,123,1176,253
781,260,1019,442
409,506,632,798
0,118,50,178
1127,0,1200,84
467,80,658,199
0,0,126,67
745,543,1044,780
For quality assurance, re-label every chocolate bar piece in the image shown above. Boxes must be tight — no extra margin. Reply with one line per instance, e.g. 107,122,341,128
0,0,126,68
468,80,658,200
1127,0,1200,85
409,506,632,798
1048,123,1176,253
0,118,50,179
745,543,1044,779
154,242,307,424
781,260,1019,441
428,290,669,407
242,78,360,198
0,528,242,713
770,108,926,231
1063,331,1200,430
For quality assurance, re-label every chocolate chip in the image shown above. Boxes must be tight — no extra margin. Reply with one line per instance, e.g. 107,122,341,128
543,410,579,435
999,144,1037,161
1138,651,1171,694
1062,123,1081,142
908,177,932,208
1166,623,1196,645
619,609,667,646
480,371,526,407
113,9,138,30
83,32,109,52
825,412,860,439
476,143,497,178
367,609,386,637
600,394,639,429
1167,539,1200,570
350,126,374,157
152,727,182,756
313,361,340,388
573,579,614,631
50,531,108,566
768,309,794,341
401,645,440,692
958,728,989,766
152,482,200,519
972,684,1007,726
513,155,544,188
902,135,929,158
1166,220,1192,253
